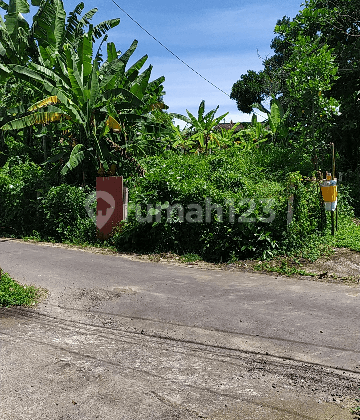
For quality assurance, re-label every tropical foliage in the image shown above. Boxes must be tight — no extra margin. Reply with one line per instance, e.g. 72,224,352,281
172,100,228,152
0,0,359,264
0,0,166,182
230,0,359,165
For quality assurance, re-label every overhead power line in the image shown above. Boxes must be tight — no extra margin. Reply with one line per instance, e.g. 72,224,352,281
109,0,266,120
110,0,230,97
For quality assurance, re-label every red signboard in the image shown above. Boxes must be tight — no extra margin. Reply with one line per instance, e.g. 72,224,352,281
96,176,126,239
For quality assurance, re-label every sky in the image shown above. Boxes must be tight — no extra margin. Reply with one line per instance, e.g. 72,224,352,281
29,0,305,126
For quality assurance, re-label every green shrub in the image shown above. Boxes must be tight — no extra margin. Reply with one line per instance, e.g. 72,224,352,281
111,148,337,262
40,184,97,243
0,157,45,235
112,151,312,261
252,142,314,180
342,168,360,217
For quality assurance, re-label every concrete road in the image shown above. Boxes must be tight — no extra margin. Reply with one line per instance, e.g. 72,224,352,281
0,239,359,419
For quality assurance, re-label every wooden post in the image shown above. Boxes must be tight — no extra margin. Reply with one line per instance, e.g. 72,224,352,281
331,142,335,181
331,211,335,236
331,143,337,235
336,205,338,231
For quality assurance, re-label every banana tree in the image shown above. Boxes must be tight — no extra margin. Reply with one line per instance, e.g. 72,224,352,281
172,100,228,153
0,0,120,78
0,0,34,74
237,114,269,151
253,96,288,141
1,25,165,178
31,0,120,73
213,122,242,149
0,0,121,163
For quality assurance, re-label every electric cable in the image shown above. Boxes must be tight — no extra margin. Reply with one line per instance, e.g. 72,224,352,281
110,0,266,119
110,0,230,96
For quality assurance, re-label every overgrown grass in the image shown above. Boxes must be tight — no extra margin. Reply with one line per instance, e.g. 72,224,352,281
331,216,360,252
0,269,45,307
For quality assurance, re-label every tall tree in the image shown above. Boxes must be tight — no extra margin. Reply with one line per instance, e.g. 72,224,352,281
231,0,360,168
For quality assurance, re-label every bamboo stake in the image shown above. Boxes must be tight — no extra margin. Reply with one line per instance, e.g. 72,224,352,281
331,142,335,179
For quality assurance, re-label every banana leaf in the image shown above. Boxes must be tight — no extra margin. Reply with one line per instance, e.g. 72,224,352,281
130,65,152,100
100,39,138,90
92,18,120,41
61,143,85,175
8,0,29,15
1,108,70,130
28,95,60,111
32,0,66,51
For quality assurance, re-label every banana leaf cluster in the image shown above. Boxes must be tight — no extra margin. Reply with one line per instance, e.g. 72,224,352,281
0,0,167,180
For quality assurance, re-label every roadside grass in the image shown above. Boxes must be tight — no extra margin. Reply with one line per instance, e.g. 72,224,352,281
330,216,360,252
0,269,46,307
21,230,118,253
248,216,360,282
180,253,202,263
253,258,318,277
352,406,360,420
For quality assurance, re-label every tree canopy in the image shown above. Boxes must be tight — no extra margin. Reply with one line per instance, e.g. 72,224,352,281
230,0,360,168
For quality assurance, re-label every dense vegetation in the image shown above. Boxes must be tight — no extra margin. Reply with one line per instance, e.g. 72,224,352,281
231,0,360,213
0,0,359,265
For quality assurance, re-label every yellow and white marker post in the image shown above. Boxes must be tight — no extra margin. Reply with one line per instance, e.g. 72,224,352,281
320,171,338,235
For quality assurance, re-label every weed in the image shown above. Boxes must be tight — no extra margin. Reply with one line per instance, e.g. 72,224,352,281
180,254,202,263
0,269,46,307
331,216,360,252
254,257,317,277
23,230,42,242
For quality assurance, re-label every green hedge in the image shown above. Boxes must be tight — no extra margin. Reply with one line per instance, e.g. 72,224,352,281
40,184,97,243
112,150,324,261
